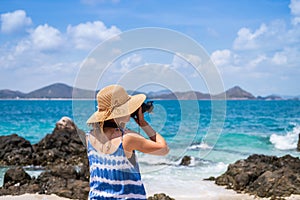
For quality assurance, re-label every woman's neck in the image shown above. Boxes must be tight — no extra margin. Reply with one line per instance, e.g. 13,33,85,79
94,127,120,142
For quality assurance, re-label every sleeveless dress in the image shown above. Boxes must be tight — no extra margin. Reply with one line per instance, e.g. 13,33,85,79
87,132,147,200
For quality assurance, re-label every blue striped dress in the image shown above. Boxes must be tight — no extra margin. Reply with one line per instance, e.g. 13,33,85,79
87,133,147,200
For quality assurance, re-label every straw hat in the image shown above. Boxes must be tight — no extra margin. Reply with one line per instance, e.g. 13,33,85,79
86,85,146,124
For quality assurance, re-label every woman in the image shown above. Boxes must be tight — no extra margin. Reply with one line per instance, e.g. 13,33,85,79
86,85,169,200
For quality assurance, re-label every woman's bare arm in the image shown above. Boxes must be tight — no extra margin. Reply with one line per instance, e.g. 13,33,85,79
123,132,169,155
126,107,169,155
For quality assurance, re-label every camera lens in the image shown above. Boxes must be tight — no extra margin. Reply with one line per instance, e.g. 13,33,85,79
131,101,154,118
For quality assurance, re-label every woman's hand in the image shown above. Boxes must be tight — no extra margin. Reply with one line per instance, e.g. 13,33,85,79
133,107,157,141
133,107,148,127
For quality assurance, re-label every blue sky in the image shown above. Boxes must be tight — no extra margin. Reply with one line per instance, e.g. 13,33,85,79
0,0,299,96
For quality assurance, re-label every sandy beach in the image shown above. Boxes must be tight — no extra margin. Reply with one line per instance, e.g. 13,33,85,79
1,188,300,200
146,181,251,200
0,193,72,200
1,176,300,200
145,180,300,200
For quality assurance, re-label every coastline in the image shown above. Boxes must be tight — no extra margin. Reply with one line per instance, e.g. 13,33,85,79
0,183,300,200
145,180,259,200
0,98,93,101
0,98,297,101
0,193,73,200
2,174,300,200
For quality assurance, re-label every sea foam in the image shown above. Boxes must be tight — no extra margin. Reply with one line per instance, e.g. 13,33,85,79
270,124,300,150
188,142,213,150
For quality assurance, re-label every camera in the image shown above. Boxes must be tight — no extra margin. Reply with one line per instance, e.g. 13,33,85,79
131,101,154,118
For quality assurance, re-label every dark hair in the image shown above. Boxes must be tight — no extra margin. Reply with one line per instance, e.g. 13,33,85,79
103,119,118,128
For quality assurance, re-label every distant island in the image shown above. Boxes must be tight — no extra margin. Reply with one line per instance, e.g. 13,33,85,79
0,83,299,100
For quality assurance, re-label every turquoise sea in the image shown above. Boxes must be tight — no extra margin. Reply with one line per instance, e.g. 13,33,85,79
1,100,300,194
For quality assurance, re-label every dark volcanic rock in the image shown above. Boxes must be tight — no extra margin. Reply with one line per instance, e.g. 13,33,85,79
0,117,90,199
0,117,88,167
215,154,300,198
0,166,40,196
0,134,34,165
3,166,31,188
147,193,175,200
37,164,89,199
203,176,216,181
179,155,191,166
33,117,87,166
0,164,89,199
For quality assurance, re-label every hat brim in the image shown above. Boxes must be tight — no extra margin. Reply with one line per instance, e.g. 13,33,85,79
86,94,146,124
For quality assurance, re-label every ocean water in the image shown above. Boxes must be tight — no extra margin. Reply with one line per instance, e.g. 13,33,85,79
1,100,300,196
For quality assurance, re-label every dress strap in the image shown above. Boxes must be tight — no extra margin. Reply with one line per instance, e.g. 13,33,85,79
119,127,125,140
85,130,93,148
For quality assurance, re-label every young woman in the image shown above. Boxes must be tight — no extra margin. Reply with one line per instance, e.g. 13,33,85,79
86,85,169,200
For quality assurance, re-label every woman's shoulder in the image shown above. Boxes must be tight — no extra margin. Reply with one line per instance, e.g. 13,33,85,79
122,130,145,153
123,129,141,138
122,129,145,144
123,129,143,137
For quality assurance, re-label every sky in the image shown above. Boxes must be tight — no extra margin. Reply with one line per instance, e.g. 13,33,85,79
0,0,299,96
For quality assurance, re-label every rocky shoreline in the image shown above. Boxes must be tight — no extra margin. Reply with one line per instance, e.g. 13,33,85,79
0,117,90,199
209,154,300,200
1,117,300,200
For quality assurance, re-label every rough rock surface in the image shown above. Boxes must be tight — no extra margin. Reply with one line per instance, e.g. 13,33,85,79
0,134,34,165
32,123,88,166
37,164,89,199
215,154,300,199
0,118,87,167
179,155,191,166
0,117,89,199
3,166,31,188
0,164,89,199
147,193,175,200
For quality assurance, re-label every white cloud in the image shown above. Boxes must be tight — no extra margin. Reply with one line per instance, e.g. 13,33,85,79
172,54,187,69
212,46,300,95
119,54,142,73
169,53,211,82
248,54,267,68
0,10,32,34
233,20,290,52
172,53,202,69
292,17,300,25
289,0,300,25
67,21,121,50
9,24,64,55
225,5,300,92
0,35,80,91
30,24,64,51
233,24,267,50
274,47,300,68
272,52,288,65
290,0,300,15
211,49,232,66
34,61,79,74
0,9,124,92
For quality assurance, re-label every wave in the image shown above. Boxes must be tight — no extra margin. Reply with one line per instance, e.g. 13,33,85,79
188,142,213,150
270,123,300,150
138,153,215,168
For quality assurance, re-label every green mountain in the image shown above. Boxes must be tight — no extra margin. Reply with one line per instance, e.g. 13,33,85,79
0,83,296,100
0,83,95,99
